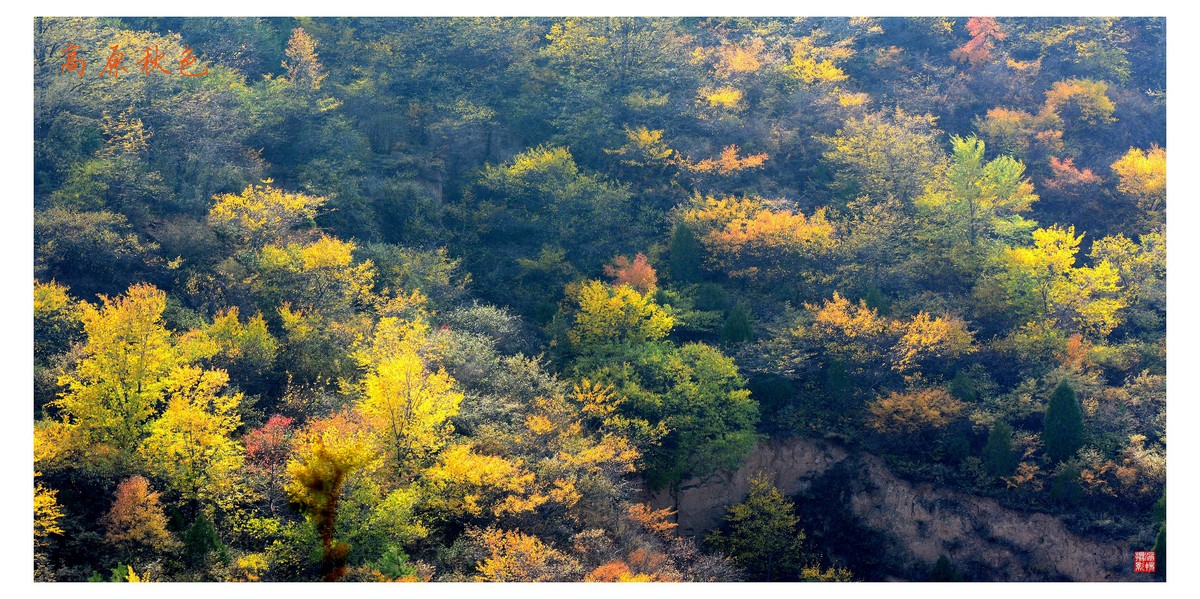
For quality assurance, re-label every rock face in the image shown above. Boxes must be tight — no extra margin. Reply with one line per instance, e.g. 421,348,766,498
643,437,1138,581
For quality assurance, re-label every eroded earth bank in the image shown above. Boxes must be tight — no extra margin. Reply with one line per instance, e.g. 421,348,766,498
646,437,1138,581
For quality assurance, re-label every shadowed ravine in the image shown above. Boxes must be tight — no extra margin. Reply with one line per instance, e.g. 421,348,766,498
645,437,1139,581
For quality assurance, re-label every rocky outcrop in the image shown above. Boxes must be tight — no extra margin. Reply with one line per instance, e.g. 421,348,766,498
643,437,1140,581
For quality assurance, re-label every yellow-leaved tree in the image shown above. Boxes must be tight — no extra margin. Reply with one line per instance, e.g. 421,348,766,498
784,36,852,84
209,181,326,247
33,481,65,579
423,443,542,520
686,145,769,175
34,484,64,540
282,27,328,90
258,235,376,315
355,317,463,475
818,108,948,203
1001,225,1126,338
472,527,582,582
140,366,243,510
679,195,836,287
258,235,378,385
799,292,975,375
868,388,965,436
101,475,177,558
1111,146,1166,229
565,280,674,355
52,284,182,474
34,279,84,361
285,412,376,581
1042,78,1116,127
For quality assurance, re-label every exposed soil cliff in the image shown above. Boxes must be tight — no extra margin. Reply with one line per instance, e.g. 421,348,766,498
644,437,1140,581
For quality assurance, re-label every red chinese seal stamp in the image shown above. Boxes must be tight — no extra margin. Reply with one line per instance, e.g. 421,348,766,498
1134,551,1156,573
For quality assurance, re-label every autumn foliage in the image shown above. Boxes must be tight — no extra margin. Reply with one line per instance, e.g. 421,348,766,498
32,16,1165,583
868,388,965,436
102,476,175,553
604,253,658,293
952,17,1006,66
285,412,376,580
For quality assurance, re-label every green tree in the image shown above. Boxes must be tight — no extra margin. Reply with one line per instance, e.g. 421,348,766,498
1043,380,1084,464
1150,493,1165,578
1049,462,1084,506
668,222,704,283
720,303,754,344
930,555,963,581
49,108,171,220
34,207,158,300
705,473,807,581
916,135,1038,272
458,146,639,315
1153,526,1165,578
982,421,1018,478
597,342,758,490
182,512,225,570
819,108,948,204
539,18,693,162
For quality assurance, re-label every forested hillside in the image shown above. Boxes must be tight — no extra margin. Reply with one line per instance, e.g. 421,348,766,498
33,17,1165,582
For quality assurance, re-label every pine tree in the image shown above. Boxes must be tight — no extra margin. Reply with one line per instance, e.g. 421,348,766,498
930,555,963,581
182,512,224,569
1043,380,1084,463
948,370,978,403
1049,463,1084,506
720,303,753,344
982,421,1018,477
668,222,703,283
824,359,851,406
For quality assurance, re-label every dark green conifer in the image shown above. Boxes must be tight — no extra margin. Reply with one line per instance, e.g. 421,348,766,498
930,555,963,581
668,222,703,283
982,421,1018,477
1043,380,1084,463
720,303,753,344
